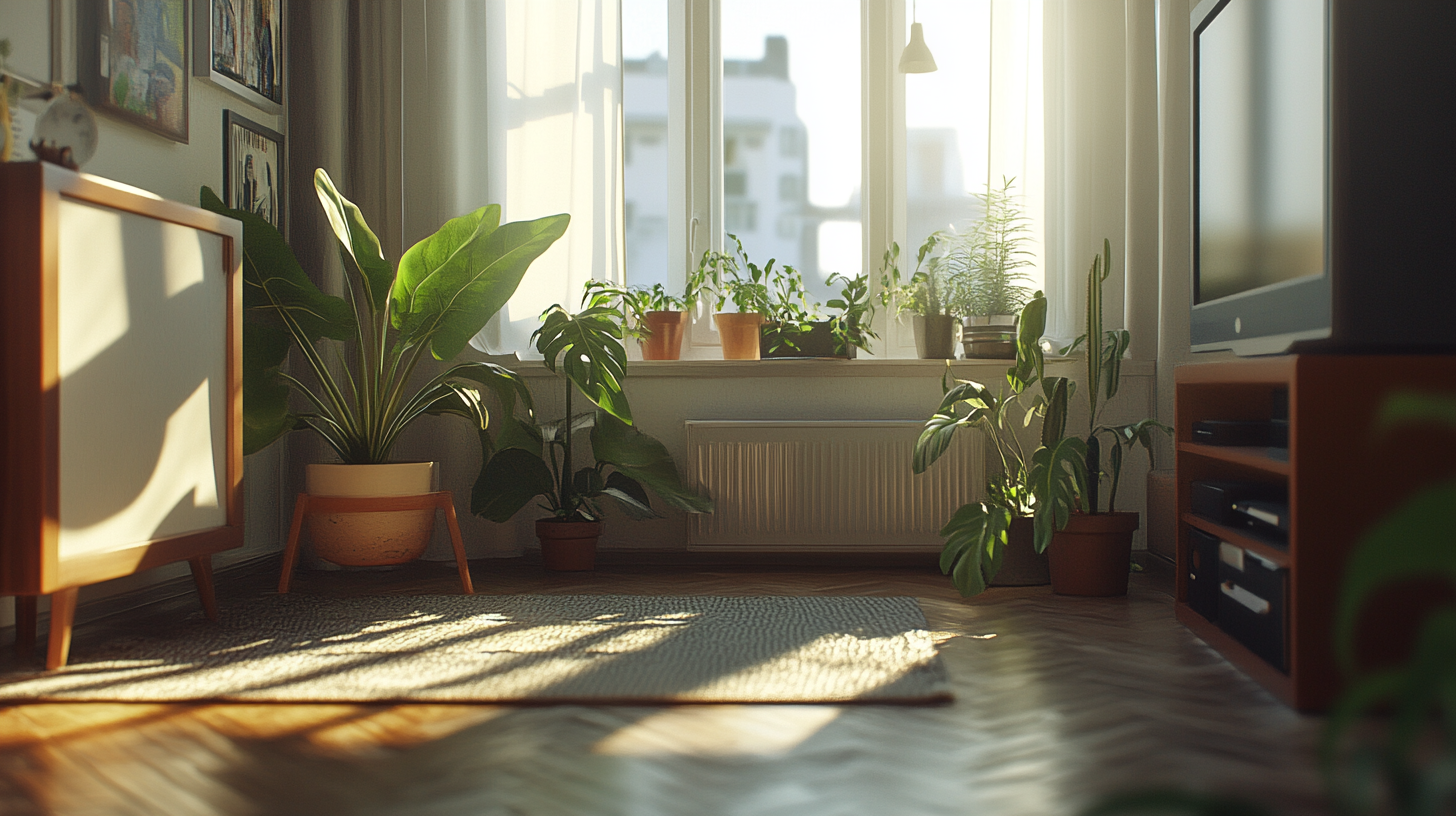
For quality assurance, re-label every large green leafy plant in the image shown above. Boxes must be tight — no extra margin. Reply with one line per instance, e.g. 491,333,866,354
472,290,713,524
202,168,569,490
946,176,1037,318
1030,239,1170,552
912,292,1071,595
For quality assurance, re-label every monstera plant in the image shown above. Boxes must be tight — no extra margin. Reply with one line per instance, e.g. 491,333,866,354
472,289,713,570
201,168,569,566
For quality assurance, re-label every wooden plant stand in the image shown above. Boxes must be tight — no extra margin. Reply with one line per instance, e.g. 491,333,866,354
278,491,474,595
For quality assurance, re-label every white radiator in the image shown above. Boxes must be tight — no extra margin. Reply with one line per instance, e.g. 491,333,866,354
684,420,984,551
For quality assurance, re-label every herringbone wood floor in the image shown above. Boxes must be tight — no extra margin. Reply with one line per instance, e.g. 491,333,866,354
0,557,1328,816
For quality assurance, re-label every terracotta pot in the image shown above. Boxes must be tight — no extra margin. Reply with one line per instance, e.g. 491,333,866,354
989,516,1050,586
714,312,765,360
639,310,689,360
962,314,1018,359
536,519,603,571
1048,511,1140,596
913,314,958,359
306,462,436,567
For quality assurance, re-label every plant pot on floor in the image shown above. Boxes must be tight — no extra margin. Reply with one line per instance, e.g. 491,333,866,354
761,320,856,359
962,315,1018,359
715,312,765,360
306,462,437,566
536,519,603,571
990,516,1050,586
639,310,689,360
1047,511,1140,596
913,314,959,359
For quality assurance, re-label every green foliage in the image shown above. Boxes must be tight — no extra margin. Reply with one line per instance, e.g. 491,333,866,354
580,262,710,342
913,292,1074,593
878,233,955,318
200,169,565,512
826,271,879,353
702,234,772,315
944,176,1037,317
472,297,712,524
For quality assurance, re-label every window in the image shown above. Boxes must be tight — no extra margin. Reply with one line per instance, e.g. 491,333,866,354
619,0,1042,355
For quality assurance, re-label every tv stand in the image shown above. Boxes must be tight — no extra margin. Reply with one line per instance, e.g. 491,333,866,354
1174,355,1456,711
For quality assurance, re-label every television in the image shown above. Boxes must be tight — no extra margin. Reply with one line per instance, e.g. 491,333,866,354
1190,0,1456,356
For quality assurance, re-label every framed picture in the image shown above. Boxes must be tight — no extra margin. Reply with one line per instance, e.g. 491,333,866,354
193,0,283,113
223,110,284,230
79,0,190,143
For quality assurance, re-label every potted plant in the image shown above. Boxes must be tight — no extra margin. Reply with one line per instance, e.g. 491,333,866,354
948,176,1037,359
758,268,878,360
879,236,958,359
913,292,1065,595
1030,239,1170,596
583,268,709,361
201,169,568,567
472,292,713,570
702,234,771,360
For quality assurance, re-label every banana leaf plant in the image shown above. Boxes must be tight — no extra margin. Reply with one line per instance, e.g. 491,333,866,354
912,292,1075,595
472,290,713,524
1040,239,1170,545
200,168,569,498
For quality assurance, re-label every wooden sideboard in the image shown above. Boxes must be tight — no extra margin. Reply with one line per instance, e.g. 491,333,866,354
0,162,244,668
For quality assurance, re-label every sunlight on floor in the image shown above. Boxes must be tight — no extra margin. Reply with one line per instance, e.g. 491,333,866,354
593,705,843,757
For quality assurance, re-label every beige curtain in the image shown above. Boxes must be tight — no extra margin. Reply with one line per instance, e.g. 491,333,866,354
1041,0,1159,355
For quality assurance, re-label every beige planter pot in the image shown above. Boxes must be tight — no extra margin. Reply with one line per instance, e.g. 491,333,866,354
714,312,764,360
306,462,436,567
913,314,959,359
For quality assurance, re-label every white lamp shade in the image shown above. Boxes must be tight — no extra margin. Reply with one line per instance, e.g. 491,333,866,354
898,22,938,73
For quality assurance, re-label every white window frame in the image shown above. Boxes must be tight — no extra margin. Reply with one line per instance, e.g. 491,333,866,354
647,0,914,357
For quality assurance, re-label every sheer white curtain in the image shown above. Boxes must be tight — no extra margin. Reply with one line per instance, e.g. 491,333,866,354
471,0,625,357
988,0,1046,293
1041,0,1159,352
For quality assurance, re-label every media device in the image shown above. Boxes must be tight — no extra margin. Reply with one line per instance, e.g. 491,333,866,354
1191,420,1271,447
1233,499,1289,534
1217,542,1288,672
1191,480,1280,526
1186,527,1221,622
1190,0,1456,355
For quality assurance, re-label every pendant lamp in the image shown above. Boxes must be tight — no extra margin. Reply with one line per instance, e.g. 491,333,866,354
899,1,937,73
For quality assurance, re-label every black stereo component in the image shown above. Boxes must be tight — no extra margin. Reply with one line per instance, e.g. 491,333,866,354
1191,420,1272,446
1191,480,1276,526
1217,542,1288,672
1233,499,1289,534
1186,526,1220,622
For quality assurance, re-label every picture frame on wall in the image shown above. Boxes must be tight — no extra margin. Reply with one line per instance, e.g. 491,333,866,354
223,110,284,231
193,0,283,113
78,0,191,143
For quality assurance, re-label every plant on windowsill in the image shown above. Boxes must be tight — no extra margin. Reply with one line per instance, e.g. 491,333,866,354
201,169,568,568
946,176,1037,359
702,233,772,359
583,261,711,361
913,291,1065,595
878,234,959,359
472,290,713,570
1031,238,1171,597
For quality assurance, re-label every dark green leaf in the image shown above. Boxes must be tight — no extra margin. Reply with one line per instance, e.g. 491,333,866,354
1041,377,1070,447
473,447,556,523
914,412,966,474
603,471,659,520
535,306,633,424
591,410,713,514
1030,436,1087,553
240,320,295,455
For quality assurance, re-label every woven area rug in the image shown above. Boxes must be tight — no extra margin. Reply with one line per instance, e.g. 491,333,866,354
0,594,951,704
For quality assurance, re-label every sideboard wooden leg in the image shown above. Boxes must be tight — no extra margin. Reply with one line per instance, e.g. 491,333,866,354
190,556,220,621
278,494,310,594
46,587,79,670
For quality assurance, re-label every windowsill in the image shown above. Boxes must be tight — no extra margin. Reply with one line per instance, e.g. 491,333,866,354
494,355,1156,380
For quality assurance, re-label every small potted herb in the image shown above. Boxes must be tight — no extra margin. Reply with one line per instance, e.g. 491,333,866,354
949,176,1036,359
584,263,709,361
879,236,958,359
702,234,771,360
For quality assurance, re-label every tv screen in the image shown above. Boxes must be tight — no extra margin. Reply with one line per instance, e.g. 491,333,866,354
1191,0,1332,355
1196,0,1325,305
